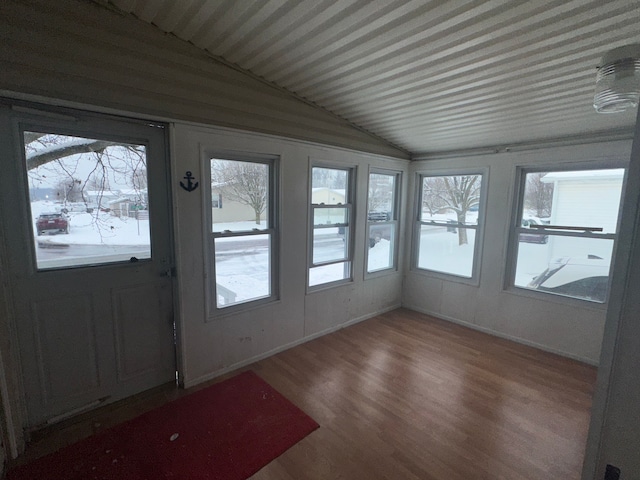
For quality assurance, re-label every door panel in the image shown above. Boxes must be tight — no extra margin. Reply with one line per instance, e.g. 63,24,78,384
112,283,174,383
32,294,100,403
0,100,176,428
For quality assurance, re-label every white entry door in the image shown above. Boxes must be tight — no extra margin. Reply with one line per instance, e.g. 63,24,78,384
0,101,176,429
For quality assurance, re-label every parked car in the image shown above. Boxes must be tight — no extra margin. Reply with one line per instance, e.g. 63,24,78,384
367,211,391,248
519,218,548,244
36,212,69,235
367,211,390,222
527,256,609,302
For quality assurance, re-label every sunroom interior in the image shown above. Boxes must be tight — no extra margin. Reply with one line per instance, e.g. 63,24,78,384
1,1,640,479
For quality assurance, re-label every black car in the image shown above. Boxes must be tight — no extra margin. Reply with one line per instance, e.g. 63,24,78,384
519,218,548,244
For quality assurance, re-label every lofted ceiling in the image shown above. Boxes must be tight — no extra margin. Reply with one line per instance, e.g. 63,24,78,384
96,0,640,155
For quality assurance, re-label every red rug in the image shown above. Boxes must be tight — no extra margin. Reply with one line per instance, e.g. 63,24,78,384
8,371,319,480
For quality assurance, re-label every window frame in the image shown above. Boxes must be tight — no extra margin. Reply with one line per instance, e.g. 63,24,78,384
506,162,627,305
412,168,488,284
365,167,402,278
307,162,356,291
204,150,279,317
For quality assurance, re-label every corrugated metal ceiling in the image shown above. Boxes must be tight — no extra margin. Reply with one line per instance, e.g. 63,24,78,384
99,0,640,155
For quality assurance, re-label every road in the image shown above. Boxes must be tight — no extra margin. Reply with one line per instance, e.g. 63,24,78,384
35,233,347,267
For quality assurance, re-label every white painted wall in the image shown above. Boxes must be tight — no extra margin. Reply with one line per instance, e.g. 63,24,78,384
404,141,632,364
171,123,408,387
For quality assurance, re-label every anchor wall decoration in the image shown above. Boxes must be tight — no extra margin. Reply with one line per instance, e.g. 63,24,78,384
180,171,199,192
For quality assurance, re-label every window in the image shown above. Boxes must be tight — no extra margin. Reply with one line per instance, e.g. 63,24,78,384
415,172,485,278
309,166,354,287
511,167,625,303
208,155,277,310
366,169,401,274
24,131,152,269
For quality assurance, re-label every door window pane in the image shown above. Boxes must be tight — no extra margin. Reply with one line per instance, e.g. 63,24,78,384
25,131,151,269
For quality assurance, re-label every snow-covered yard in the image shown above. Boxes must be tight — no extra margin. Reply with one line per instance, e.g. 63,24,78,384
30,200,570,302
32,201,150,246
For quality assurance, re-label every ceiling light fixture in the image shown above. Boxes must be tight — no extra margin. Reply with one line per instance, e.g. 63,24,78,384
594,44,640,114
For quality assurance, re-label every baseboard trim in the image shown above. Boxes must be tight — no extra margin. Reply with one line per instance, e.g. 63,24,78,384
403,304,599,366
183,304,401,389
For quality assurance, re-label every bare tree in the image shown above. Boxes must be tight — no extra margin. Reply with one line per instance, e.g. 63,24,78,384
368,174,393,214
26,135,146,202
25,133,150,239
26,139,115,170
422,175,481,245
211,160,268,224
524,172,553,218
53,178,83,203
312,167,346,190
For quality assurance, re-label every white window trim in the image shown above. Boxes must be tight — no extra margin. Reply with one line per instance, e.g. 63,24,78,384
505,161,627,305
411,167,488,285
365,167,402,278
307,162,356,292
202,149,279,318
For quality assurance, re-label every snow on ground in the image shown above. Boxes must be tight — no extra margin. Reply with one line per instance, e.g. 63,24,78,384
368,239,393,272
418,227,477,277
30,201,559,302
31,201,150,246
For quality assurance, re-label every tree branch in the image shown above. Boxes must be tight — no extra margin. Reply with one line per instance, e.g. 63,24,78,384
26,140,116,170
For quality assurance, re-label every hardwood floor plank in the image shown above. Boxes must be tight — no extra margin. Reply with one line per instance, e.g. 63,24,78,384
250,309,596,480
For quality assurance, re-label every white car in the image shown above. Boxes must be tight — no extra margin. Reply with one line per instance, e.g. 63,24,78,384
527,256,610,302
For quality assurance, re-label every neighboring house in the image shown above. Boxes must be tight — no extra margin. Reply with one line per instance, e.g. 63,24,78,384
210,187,260,224
119,188,148,206
85,190,121,208
542,170,624,261
106,189,148,217
311,188,346,204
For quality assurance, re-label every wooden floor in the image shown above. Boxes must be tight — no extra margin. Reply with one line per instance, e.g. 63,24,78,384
10,308,597,479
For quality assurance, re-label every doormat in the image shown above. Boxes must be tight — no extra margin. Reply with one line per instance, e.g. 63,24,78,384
8,371,319,480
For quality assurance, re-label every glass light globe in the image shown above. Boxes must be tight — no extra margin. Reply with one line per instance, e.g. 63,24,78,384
594,44,640,114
